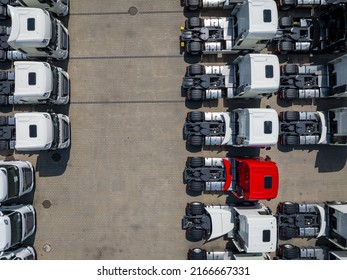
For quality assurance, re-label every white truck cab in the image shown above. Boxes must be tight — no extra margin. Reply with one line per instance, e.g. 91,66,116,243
0,204,35,251
0,0,69,16
12,61,69,104
15,112,70,151
0,245,35,259
7,5,68,60
0,160,34,203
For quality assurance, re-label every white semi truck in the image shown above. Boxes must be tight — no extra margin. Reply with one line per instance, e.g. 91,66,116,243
0,0,69,16
182,202,277,253
279,54,347,100
0,6,68,61
180,0,278,55
0,111,70,151
0,61,69,105
183,108,279,147
0,160,34,204
183,54,280,101
0,245,35,259
0,204,35,251
277,0,346,10
279,107,347,146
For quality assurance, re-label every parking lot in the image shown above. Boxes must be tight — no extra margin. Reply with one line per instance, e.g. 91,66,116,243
1,0,347,259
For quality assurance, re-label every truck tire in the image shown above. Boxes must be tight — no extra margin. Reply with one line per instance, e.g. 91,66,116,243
282,88,299,100
279,41,294,54
280,244,299,260
0,70,7,80
187,248,207,260
282,64,298,75
0,95,8,105
188,228,204,241
186,0,200,11
188,64,204,76
284,135,300,145
188,202,205,215
189,42,202,55
188,89,203,101
280,0,295,10
279,17,293,28
0,140,8,150
283,111,299,121
0,116,7,125
189,136,203,146
281,202,298,214
188,181,203,193
187,111,204,122
187,157,204,167
188,17,202,28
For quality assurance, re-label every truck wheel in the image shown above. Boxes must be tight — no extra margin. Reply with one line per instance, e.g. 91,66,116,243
282,64,298,75
186,0,200,11
188,17,202,28
282,88,299,100
0,95,8,105
0,116,7,125
187,111,204,122
188,202,205,215
279,17,293,28
188,89,203,101
188,181,203,193
0,140,8,150
280,244,299,260
283,111,299,121
279,41,294,54
280,0,295,10
189,136,203,146
188,64,204,76
188,228,204,241
0,70,7,80
187,157,204,167
284,135,299,145
189,42,202,55
187,248,206,260
281,202,298,214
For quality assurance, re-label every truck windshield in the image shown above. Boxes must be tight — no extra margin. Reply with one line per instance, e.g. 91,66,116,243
2,166,19,199
48,17,58,51
51,114,60,149
51,67,59,101
8,212,22,246
22,167,33,192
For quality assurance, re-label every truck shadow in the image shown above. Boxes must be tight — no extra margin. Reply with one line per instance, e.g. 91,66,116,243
35,146,70,177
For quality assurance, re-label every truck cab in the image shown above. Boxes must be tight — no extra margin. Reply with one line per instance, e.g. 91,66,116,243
180,0,278,54
184,156,279,200
1,0,69,16
0,160,34,203
184,108,279,147
4,5,69,60
182,202,277,253
183,54,280,101
14,112,70,151
9,61,69,104
0,204,35,251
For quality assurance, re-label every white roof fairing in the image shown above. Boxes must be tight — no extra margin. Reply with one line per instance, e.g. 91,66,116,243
15,112,53,151
0,169,8,202
0,216,11,251
14,61,53,100
206,207,235,241
7,5,52,49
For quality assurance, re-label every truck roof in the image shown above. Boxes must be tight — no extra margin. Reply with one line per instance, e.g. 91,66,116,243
237,108,279,146
7,5,52,48
238,54,280,93
206,207,235,241
328,204,347,239
0,216,11,251
235,158,279,200
238,0,278,39
14,62,53,99
14,112,53,151
235,205,277,253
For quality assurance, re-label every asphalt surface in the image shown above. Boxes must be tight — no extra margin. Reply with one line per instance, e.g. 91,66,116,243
1,0,347,259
